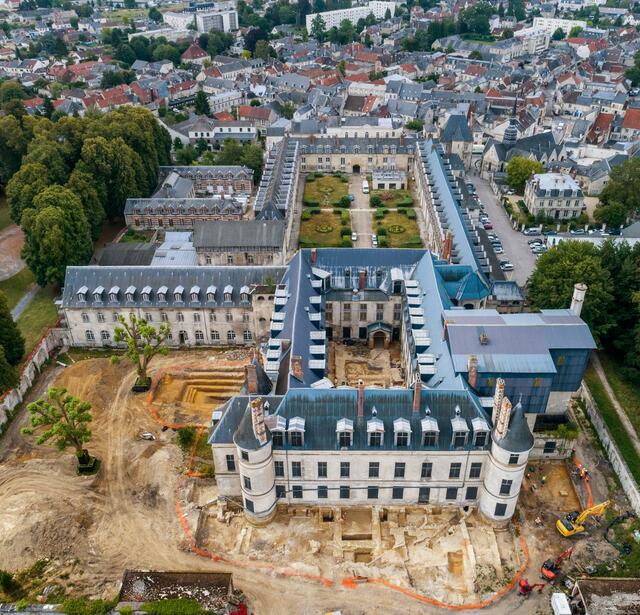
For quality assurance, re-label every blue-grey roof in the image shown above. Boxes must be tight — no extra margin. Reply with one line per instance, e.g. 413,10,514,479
441,114,473,143
494,402,534,453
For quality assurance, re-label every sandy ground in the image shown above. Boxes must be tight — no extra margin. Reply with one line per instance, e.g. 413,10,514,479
0,354,630,614
0,224,25,281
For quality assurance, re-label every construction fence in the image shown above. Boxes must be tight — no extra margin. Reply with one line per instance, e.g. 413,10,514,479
581,382,640,516
0,326,70,431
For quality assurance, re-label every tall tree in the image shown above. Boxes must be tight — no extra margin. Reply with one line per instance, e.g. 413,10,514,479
599,157,640,221
0,347,18,393
22,387,95,464
527,241,615,344
194,90,211,116
112,314,171,386
6,162,51,224
21,185,93,286
310,14,327,41
506,156,544,192
0,115,29,187
0,291,24,365
66,168,106,240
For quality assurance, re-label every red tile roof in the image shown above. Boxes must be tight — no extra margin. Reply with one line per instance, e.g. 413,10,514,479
622,107,640,130
181,44,208,61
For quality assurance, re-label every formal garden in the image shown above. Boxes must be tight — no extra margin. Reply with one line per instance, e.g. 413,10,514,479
370,190,422,248
303,172,350,208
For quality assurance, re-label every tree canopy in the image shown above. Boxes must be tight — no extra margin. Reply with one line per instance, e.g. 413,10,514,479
597,157,640,225
506,156,544,192
0,290,25,366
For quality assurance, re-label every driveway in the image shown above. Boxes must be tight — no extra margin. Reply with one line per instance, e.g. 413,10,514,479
0,224,26,281
348,176,372,248
468,175,536,286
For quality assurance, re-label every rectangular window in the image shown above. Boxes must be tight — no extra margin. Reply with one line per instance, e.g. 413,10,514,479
396,432,409,447
245,498,254,513
243,476,251,490
394,462,405,478
466,486,478,500
509,453,519,465
339,485,350,499
446,487,458,501
376,303,384,320
453,432,466,448
474,432,488,447
317,461,327,478
419,487,430,503
500,479,512,496
276,485,285,499
290,432,303,447
339,432,352,447
225,454,236,471
392,486,404,500
241,451,249,461
359,305,367,320
318,485,328,499
369,462,379,478
368,486,379,499
292,485,303,499
340,461,350,478
421,462,432,479
393,303,401,320
369,432,382,447
449,463,461,479
272,432,284,446
423,432,437,446
291,461,302,477
274,460,284,477
543,441,556,454
495,503,507,517
469,462,482,479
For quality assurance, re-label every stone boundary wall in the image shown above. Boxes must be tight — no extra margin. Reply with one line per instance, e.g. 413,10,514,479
0,325,71,430
581,382,640,515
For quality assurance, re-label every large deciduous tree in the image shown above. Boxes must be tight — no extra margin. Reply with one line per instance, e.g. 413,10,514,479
113,314,171,387
21,185,93,286
506,156,544,193
527,240,615,345
598,157,640,223
0,347,18,393
0,291,25,366
22,386,95,465
6,162,51,224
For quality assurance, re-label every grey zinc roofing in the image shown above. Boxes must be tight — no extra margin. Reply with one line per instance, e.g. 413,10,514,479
493,402,534,453
192,220,285,250
61,266,287,309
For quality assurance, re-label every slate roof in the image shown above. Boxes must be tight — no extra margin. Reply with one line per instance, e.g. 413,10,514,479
494,402,534,453
97,243,156,267
442,114,473,143
192,220,285,250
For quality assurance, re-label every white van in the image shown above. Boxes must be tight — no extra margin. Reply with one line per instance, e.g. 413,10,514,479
362,180,369,194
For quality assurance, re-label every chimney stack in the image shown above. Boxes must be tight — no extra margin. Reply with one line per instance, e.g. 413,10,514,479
442,230,453,263
357,379,364,419
412,374,422,414
310,248,317,265
491,377,505,425
570,282,587,317
467,354,478,389
245,363,258,395
290,355,304,381
358,270,367,291
250,397,267,445
495,396,512,441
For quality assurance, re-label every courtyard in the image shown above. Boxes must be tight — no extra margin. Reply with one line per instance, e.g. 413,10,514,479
328,341,404,388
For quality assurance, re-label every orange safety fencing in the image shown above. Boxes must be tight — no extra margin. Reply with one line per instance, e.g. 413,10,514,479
571,452,593,508
145,367,530,609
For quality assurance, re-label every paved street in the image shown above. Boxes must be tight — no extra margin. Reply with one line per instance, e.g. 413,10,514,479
349,176,373,247
468,174,536,286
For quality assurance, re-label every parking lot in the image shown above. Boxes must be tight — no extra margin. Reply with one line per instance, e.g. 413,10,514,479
468,174,537,286
349,176,373,247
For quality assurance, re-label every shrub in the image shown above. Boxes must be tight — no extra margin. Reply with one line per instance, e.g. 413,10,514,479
380,191,393,202
340,174,349,182
377,227,387,236
177,427,197,451
375,210,384,220
303,198,319,206
340,210,350,225
141,599,204,615
406,209,417,219
301,210,311,221
398,207,406,216
306,176,315,183
0,570,16,593
62,598,119,615
310,207,321,215
340,227,351,237
378,236,389,247
339,196,351,208
119,608,134,615
370,195,382,207
399,197,414,207
315,223,333,233
341,237,352,247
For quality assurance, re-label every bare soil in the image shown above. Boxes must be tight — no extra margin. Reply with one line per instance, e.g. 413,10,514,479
0,224,25,281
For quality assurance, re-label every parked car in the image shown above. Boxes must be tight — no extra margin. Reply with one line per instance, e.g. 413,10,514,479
348,193,355,201
532,245,547,254
351,232,358,242
542,229,557,236
570,228,586,235
372,234,378,247
494,246,504,254
523,228,541,236
483,222,493,230
528,238,543,245
500,260,514,271
487,233,499,241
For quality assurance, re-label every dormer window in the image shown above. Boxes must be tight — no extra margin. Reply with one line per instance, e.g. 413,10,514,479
157,285,168,303
109,286,120,302
141,285,152,302
336,418,353,447
288,416,305,447
93,286,104,302
206,285,216,301
265,414,286,446
367,411,384,447
393,418,412,447
190,285,200,302
471,417,490,447
451,407,469,448
174,285,184,302
77,285,88,302
224,284,233,302
421,410,439,446
125,285,136,302
240,285,250,303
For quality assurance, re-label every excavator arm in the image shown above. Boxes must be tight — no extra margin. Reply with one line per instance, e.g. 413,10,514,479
575,500,611,525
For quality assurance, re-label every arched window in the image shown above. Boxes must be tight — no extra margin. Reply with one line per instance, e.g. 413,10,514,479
85,330,95,341
227,330,236,341
100,330,110,341
211,330,220,340
81,312,90,323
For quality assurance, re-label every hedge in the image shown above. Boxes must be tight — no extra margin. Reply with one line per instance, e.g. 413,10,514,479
341,237,353,247
303,198,319,206
406,209,417,219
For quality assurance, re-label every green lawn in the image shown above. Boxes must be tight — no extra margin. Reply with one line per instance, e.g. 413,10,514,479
370,189,413,209
599,353,640,439
0,195,11,232
303,174,349,207
584,365,640,484
16,285,59,359
0,268,35,310
119,229,154,243
375,210,422,248
299,210,349,248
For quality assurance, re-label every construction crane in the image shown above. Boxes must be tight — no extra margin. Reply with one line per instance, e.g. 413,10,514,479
518,578,545,597
541,547,573,582
556,500,611,537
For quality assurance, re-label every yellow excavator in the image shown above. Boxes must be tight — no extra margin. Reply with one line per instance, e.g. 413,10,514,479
556,500,611,537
